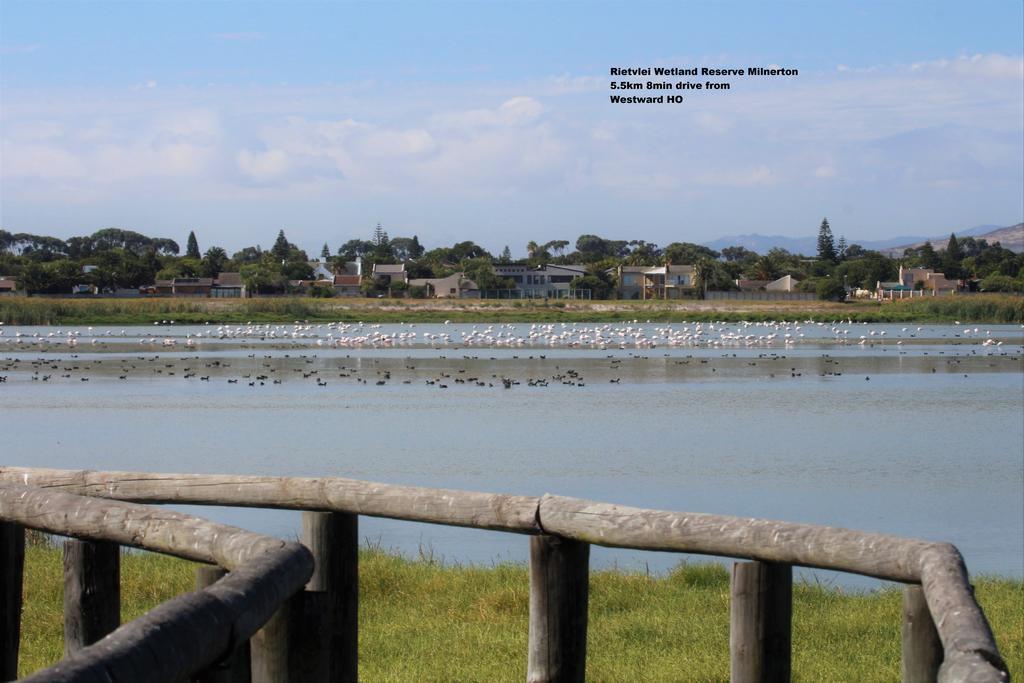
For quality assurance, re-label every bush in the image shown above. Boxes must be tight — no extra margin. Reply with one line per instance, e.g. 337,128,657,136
816,278,847,301
308,283,334,298
979,274,1021,293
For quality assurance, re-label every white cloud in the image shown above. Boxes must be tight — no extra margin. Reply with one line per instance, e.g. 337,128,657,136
0,52,1019,243
435,96,543,128
237,149,290,182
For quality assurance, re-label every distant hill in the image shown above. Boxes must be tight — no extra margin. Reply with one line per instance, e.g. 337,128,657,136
880,224,1023,256
703,223,1023,256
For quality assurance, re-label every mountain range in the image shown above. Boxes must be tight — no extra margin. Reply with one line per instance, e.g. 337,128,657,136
703,223,1024,256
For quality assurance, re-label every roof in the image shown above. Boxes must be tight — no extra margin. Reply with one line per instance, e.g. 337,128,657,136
0,280,16,291
216,272,242,286
172,277,214,286
373,263,406,274
334,275,361,286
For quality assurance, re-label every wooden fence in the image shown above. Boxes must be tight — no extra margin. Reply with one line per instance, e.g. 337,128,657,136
0,466,1010,682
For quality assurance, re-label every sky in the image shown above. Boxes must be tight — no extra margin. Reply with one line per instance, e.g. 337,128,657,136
1,0,1022,257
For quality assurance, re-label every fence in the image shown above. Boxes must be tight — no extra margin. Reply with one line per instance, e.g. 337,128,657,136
704,291,817,301
0,466,1010,682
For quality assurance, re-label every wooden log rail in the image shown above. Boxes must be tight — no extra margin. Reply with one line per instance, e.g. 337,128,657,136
0,484,313,682
0,466,1011,683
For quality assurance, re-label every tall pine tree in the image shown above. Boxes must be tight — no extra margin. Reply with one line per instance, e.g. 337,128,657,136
186,231,200,259
816,218,837,263
271,230,291,262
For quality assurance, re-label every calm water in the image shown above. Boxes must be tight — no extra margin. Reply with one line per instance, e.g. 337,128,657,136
2,321,1022,587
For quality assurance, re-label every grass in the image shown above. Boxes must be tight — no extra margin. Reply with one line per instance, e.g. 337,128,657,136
18,544,1024,681
2,293,1022,325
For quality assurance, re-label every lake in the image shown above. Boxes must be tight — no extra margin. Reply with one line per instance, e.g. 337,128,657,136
2,320,1022,587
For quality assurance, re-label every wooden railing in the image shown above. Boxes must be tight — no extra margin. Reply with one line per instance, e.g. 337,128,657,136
0,466,1011,682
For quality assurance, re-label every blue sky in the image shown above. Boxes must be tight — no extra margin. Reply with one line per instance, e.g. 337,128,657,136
2,0,1022,255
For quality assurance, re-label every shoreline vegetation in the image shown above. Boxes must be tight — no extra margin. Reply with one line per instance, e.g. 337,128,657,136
19,542,1023,681
2,294,1023,326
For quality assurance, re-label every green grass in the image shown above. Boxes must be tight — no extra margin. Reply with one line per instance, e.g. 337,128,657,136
18,545,1023,681
2,293,1022,325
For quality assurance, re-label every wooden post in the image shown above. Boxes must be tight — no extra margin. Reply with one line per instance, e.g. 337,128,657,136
251,589,329,683
527,535,589,683
193,566,251,683
0,522,25,682
730,561,792,683
902,585,942,682
288,590,330,682
64,538,120,656
301,511,359,682
251,594,291,683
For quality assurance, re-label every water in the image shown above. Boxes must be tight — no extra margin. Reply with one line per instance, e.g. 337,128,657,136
2,321,1022,588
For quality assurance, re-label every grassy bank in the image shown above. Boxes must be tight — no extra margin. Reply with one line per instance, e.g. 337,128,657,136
19,544,1023,681
2,294,1023,325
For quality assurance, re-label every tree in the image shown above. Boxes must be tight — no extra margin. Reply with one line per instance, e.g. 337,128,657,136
751,255,778,281
943,233,965,280
817,218,837,263
321,243,331,259
233,245,263,264
499,246,512,264
693,257,731,297
186,231,200,259
662,242,719,265
200,246,229,277
390,236,426,262
372,223,388,246
337,239,375,261
837,236,847,260
721,246,756,262
271,230,291,262
816,277,847,301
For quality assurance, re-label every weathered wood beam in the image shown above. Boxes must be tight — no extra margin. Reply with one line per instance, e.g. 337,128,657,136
0,467,540,534
64,539,120,656
730,561,791,683
0,485,313,683
0,521,24,682
538,494,930,582
527,535,589,683
541,495,1008,682
193,566,251,683
902,585,941,683
918,544,1008,683
301,511,358,682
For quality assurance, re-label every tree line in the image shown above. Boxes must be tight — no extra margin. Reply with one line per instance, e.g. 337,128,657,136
1,219,1021,297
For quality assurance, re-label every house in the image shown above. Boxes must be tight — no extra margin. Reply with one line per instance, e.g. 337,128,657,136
211,272,245,298
408,272,479,298
372,263,407,287
491,264,587,298
0,278,19,296
898,267,959,294
333,274,362,297
170,277,213,297
615,264,696,299
765,275,800,292
307,260,335,281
